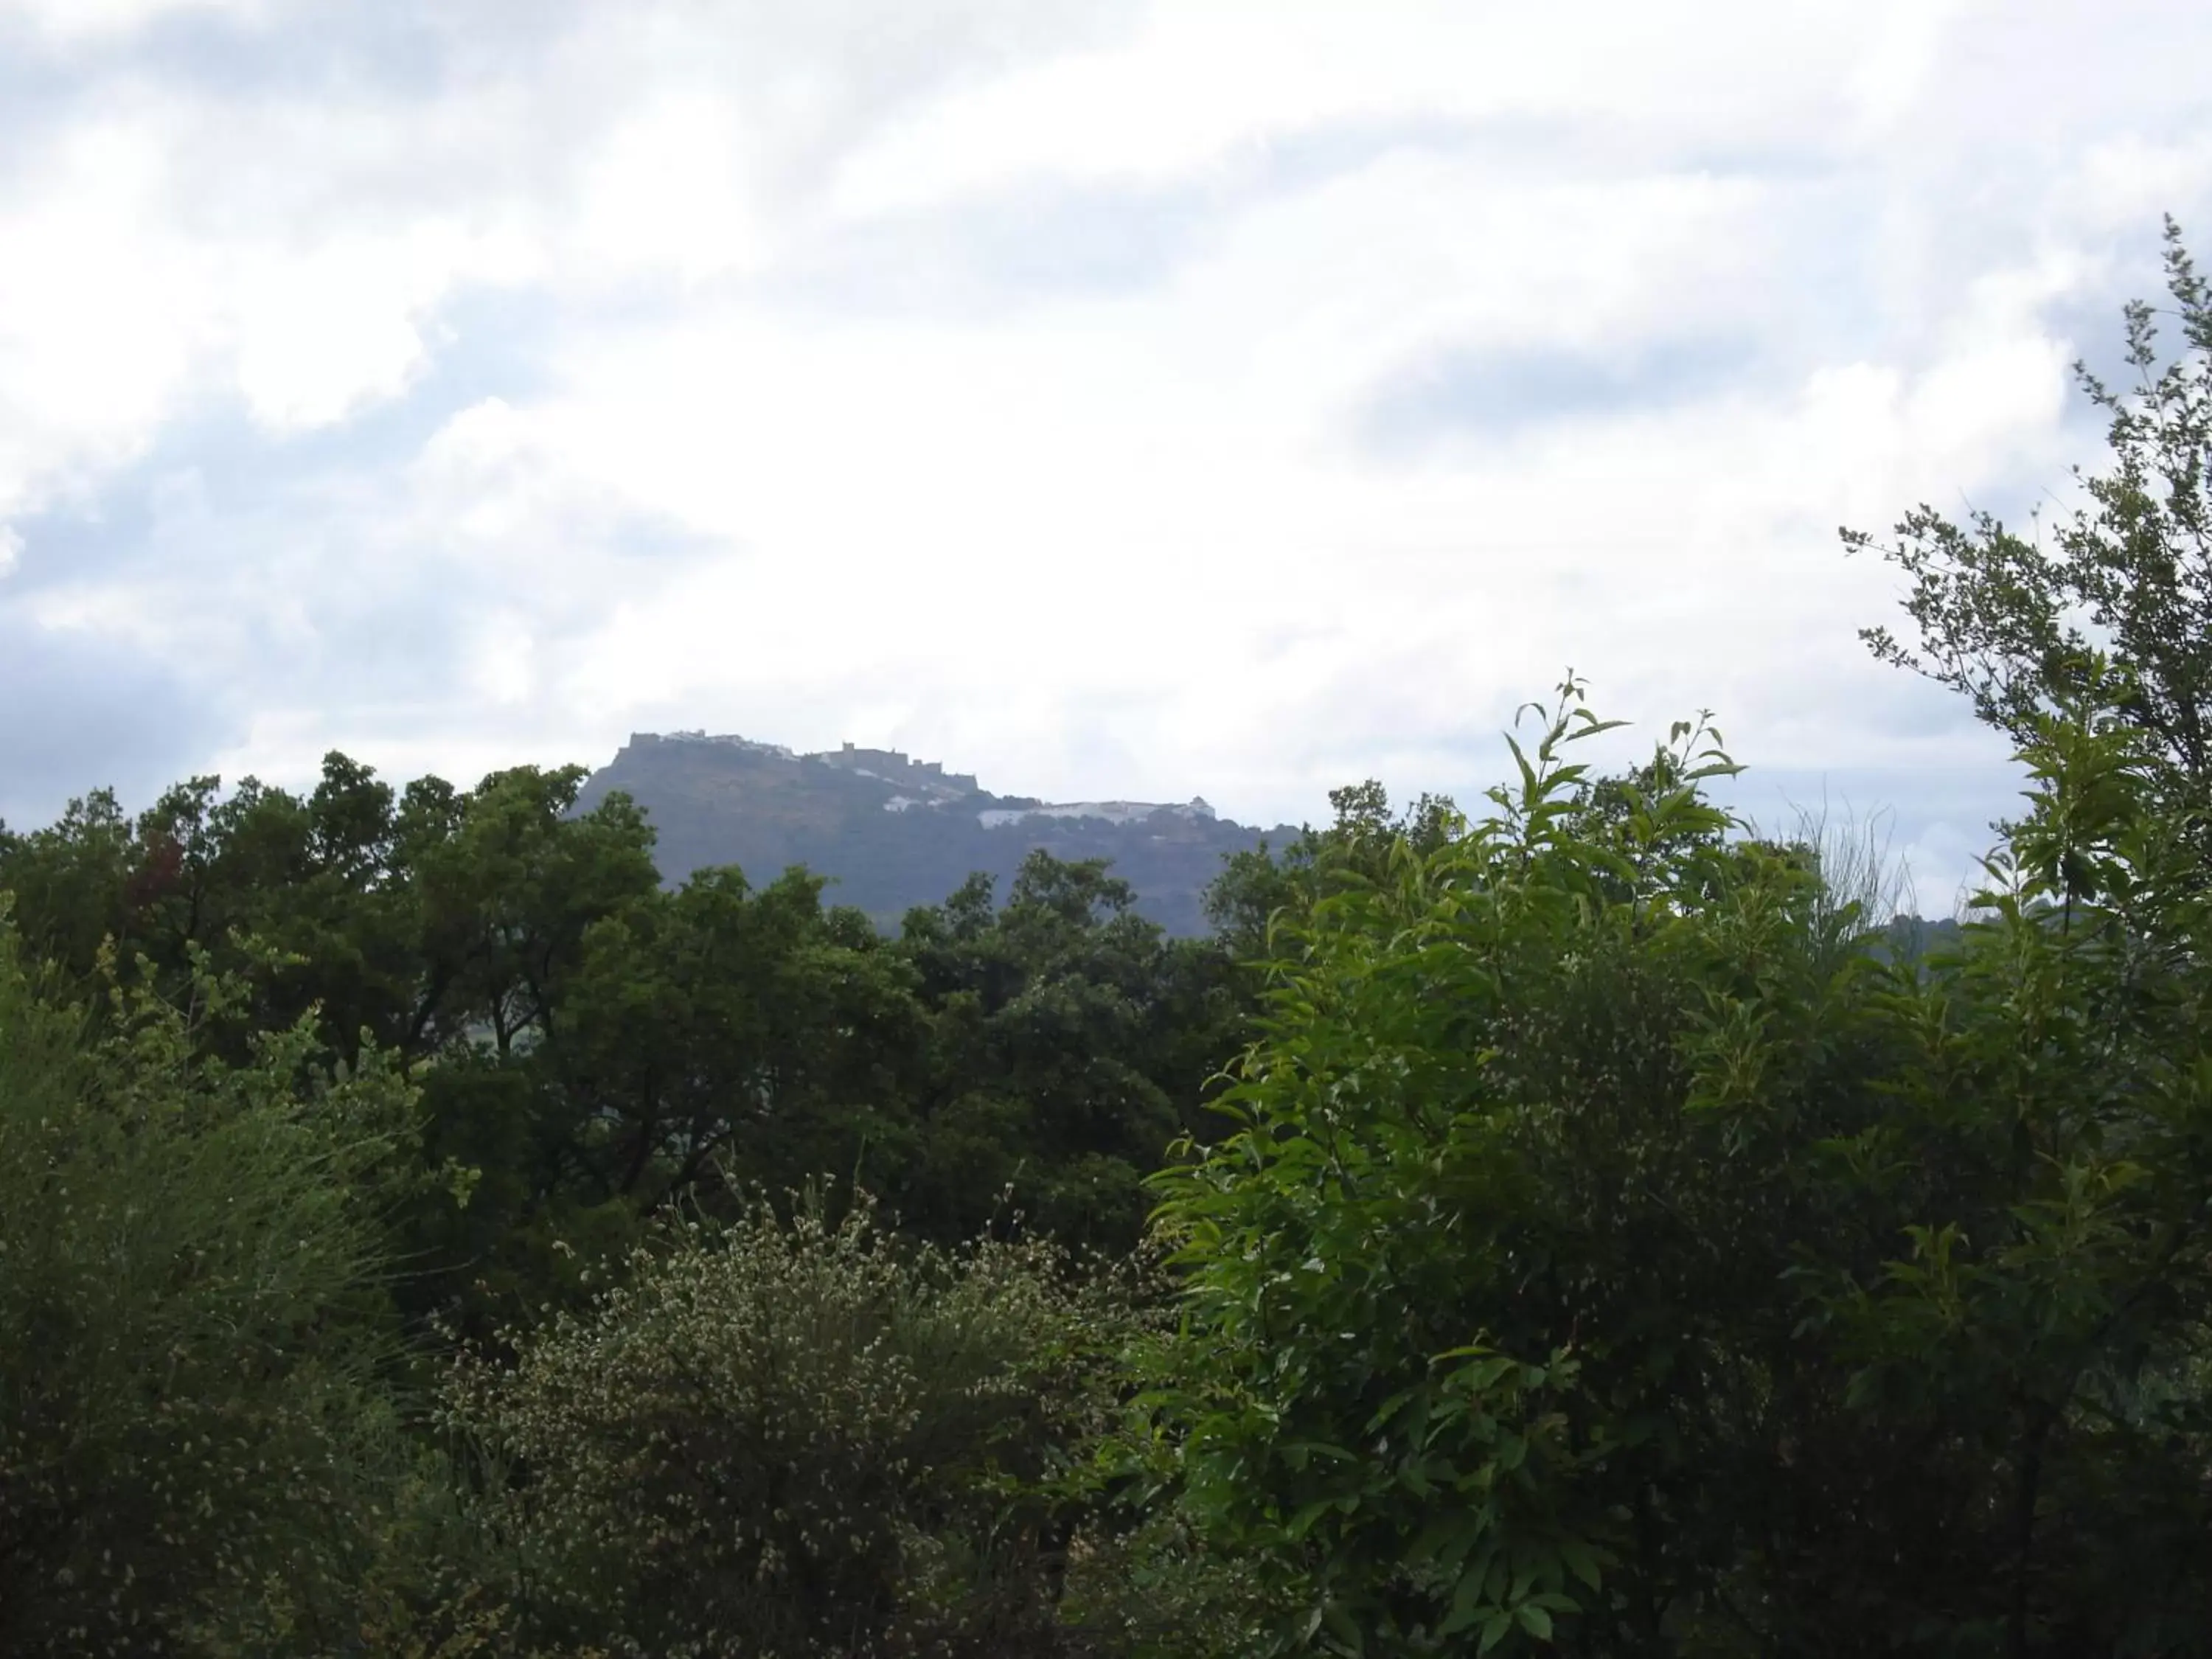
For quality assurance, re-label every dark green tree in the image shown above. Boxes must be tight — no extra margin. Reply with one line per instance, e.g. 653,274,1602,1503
1204,782,1458,960
554,866,931,1211
0,911,429,1656
399,763,660,1062
0,789,139,990
897,849,1248,1248
379,764,666,1332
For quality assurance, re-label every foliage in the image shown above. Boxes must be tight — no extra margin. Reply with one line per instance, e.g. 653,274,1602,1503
1203,782,1459,959
897,850,1251,1248
441,1191,1151,1658
1151,685,1753,1654
0,755,1253,1336
1147,676,2212,1655
0,911,425,1655
1848,218,2212,816
5,211,2210,1659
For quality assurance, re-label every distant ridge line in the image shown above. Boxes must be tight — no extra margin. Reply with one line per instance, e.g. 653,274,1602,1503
581,729,1292,935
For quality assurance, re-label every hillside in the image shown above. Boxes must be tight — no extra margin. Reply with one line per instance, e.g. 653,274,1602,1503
573,731,1293,934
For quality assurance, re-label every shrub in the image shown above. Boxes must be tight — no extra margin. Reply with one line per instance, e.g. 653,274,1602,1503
443,1190,1150,1658
0,916,424,1655
1149,680,2212,1655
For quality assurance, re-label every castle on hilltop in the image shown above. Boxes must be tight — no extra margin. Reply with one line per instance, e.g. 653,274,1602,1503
813,741,980,795
623,732,1216,826
627,731,980,795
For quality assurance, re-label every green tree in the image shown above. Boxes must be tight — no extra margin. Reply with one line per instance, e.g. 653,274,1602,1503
898,849,1249,1248
1773,676,2212,1654
1152,687,1754,1655
1848,218,2212,813
0,912,428,1655
128,757,424,1067
554,866,931,1211
400,765,661,1062
1146,680,2212,1655
1204,782,1458,960
384,764,666,1333
0,788,139,990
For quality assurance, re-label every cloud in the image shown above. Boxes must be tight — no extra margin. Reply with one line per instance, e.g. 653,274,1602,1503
1,0,265,48
822,0,1967,216
0,609,227,828
0,0,2208,905
1358,338,1762,446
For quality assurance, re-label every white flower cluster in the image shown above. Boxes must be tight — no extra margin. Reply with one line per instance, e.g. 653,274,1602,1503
442,1193,1146,1656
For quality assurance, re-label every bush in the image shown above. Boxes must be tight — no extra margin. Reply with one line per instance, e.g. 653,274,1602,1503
1149,681,2212,1655
442,1190,1151,1658
0,916,425,1655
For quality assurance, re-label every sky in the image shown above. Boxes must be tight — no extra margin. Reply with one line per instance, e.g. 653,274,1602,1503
2,0,2208,913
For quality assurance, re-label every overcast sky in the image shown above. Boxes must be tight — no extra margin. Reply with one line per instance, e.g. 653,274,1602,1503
3,0,2208,909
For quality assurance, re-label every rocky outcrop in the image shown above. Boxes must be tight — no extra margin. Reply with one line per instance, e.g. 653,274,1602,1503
574,732,1290,936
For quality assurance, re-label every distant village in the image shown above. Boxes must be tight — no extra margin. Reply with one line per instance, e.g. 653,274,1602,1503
636,730,981,795
630,729,1216,827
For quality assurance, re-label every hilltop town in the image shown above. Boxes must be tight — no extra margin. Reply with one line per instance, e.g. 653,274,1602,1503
577,731,1281,933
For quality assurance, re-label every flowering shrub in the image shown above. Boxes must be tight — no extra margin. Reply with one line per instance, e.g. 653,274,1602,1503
443,1192,1149,1658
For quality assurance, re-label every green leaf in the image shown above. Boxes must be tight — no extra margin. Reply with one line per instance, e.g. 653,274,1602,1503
1559,1537,1603,1592
1321,1599,1366,1655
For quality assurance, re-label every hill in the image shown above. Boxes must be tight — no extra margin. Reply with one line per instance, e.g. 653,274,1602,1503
573,731,1293,935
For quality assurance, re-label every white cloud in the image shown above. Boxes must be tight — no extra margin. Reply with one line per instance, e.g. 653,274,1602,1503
1,0,2209,897
827,0,1983,217
570,94,769,288
232,241,434,431
1,0,264,44
0,113,212,511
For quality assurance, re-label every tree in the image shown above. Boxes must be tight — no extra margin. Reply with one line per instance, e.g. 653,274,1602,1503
0,788,138,990
400,764,661,1062
897,849,1249,1248
1146,680,2212,1655
0,910,427,1655
554,865,931,1211
1848,218,2212,815
383,764,668,1334
1203,783,1458,961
